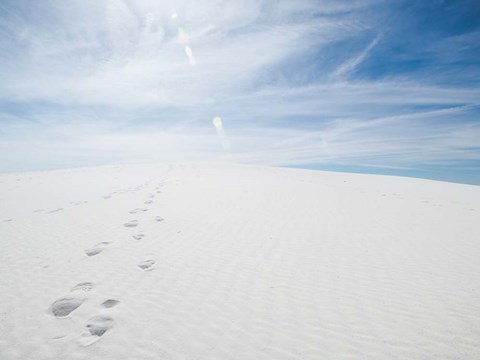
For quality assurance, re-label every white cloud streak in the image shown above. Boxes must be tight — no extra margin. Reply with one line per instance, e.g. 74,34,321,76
0,0,479,176
330,35,380,80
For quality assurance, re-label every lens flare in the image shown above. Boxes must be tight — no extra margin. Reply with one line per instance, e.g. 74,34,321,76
185,46,196,66
212,116,231,151
177,27,189,44
213,116,223,130
171,12,178,19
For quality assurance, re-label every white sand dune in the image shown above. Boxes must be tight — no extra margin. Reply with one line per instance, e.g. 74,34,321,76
0,163,479,359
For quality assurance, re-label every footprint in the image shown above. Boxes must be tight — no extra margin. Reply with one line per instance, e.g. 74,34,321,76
147,194,155,199
80,316,114,346
132,234,145,240
50,298,85,317
138,258,155,271
87,315,114,336
144,200,153,205
71,282,94,292
101,299,120,308
155,216,164,222
124,220,139,228
48,208,64,214
129,208,149,214
85,242,110,256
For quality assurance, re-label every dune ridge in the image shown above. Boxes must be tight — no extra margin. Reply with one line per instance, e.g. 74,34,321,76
0,163,479,359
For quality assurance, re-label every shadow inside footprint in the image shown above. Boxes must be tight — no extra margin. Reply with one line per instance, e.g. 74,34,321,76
124,221,138,228
101,299,120,308
71,282,94,292
50,298,85,317
155,216,164,222
133,234,145,240
87,316,114,336
85,248,103,256
129,208,145,214
79,315,115,345
85,242,110,256
138,259,155,271
48,208,64,214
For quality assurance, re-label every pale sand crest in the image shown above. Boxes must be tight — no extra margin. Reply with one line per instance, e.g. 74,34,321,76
0,163,479,359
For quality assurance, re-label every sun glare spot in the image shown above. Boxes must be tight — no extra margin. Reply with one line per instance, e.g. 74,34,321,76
177,28,189,44
184,46,196,66
171,12,178,19
213,116,230,150
213,116,223,130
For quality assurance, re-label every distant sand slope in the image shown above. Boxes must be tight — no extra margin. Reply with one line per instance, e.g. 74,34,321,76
0,163,479,359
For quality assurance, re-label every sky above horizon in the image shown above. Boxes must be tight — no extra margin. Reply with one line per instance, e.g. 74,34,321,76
1,0,479,184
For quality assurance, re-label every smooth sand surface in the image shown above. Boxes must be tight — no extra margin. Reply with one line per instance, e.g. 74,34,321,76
0,163,479,359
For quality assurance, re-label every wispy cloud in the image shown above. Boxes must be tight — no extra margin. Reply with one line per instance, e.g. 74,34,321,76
0,0,479,183
330,35,380,80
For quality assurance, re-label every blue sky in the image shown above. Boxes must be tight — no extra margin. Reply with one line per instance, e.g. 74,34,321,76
1,0,479,184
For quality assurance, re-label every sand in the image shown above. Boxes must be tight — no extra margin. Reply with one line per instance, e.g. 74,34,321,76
0,163,479,359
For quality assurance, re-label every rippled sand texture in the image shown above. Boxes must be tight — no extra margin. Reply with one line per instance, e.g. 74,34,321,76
0,163,479,359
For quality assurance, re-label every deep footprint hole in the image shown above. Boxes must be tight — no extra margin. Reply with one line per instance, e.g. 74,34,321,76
138,259,155,270
101,299,120,308
50,298,85,317
87,316,114,337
